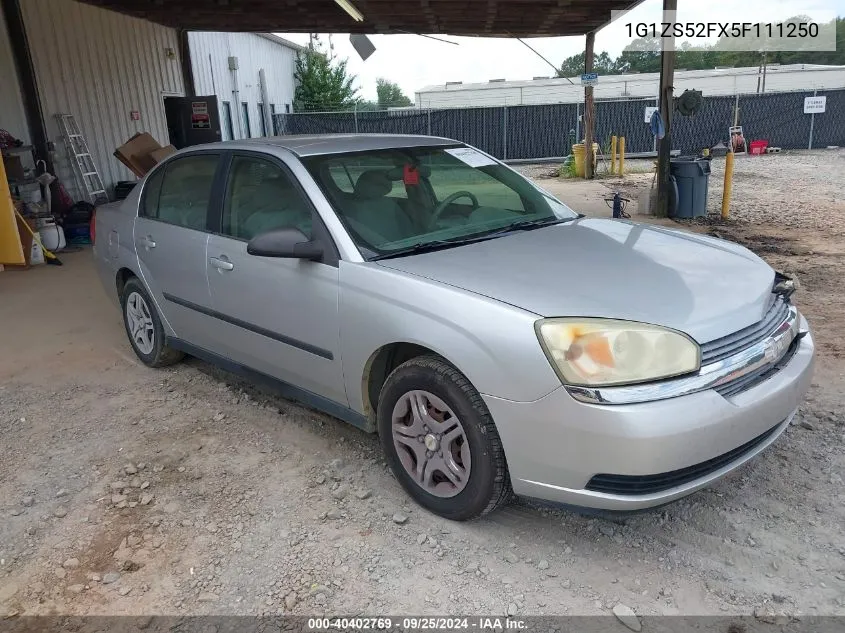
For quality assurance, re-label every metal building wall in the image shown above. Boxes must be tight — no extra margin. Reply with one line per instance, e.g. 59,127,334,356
416,66,845,109
20,0,183,201
0,5,29,144
189,32,298,140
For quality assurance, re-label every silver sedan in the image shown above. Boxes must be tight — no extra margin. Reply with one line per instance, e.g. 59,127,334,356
93,135,814,520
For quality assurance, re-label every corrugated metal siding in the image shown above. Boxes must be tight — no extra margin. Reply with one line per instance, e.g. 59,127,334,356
20,0,183,201
0,5,29,143
189,31,297,140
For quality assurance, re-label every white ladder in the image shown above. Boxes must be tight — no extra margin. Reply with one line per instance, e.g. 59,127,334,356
56,113,108,204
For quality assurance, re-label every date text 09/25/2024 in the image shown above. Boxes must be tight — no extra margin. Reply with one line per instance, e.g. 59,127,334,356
307,618,527,631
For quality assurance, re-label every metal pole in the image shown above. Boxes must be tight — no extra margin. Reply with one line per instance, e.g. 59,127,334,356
583,31,596,179
619,136,626,176
353,104,359,133
761,52,768,93
733,94,740,126
808,89,817,150
655,0,677,217
575,102,581,144
427,109,432,135
610,135,618,175
502,106,508,160
653,97,659,153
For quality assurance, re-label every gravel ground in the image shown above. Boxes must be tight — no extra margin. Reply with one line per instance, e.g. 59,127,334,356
1,152,844,621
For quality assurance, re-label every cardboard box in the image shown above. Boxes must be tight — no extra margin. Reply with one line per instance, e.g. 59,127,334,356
150,145,176,165
3,155,26,181
114,132,170,178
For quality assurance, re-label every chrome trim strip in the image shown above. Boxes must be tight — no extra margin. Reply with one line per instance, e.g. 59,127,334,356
566,307,802,405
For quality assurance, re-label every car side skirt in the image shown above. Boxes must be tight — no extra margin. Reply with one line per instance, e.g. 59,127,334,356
166,337,375,433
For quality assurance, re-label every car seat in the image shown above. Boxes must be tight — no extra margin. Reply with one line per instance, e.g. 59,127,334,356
349,170,415,243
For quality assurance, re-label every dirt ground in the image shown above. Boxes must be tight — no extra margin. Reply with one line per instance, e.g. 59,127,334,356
1,149,844,621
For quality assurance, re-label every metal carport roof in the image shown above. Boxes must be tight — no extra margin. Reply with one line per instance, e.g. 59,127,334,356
73,0,642,36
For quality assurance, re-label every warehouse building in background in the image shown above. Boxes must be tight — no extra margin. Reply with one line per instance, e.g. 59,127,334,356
0,0,302,202
416,64,845,108
188,32,304,141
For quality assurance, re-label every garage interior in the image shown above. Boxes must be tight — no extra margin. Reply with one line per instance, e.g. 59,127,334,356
1,0,645,269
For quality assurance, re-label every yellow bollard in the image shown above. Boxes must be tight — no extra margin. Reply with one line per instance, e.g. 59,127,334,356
610,136,618,175
721,151,735,220
618,136,626,176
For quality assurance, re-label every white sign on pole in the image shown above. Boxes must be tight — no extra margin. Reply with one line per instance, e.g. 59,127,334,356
644,106,658,123
804,96,826,114
580,72,598,86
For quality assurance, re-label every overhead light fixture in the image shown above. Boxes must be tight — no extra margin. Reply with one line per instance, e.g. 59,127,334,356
335,0,364,22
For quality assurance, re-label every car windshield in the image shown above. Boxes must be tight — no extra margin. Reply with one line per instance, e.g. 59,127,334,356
302,145,579,259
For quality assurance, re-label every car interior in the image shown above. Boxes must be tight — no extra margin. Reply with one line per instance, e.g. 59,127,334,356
308,151,547,251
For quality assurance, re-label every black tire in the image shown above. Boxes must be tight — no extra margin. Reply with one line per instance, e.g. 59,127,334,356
377,355,512,520
120,277,184,368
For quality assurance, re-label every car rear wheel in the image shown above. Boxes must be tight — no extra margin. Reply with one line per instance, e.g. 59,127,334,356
377,355,512,520
121,277,183,368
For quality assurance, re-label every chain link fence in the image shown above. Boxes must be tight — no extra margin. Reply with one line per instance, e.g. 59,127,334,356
274,88,845,161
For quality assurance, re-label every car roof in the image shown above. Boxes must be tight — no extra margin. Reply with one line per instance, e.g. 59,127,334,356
198,134,460,157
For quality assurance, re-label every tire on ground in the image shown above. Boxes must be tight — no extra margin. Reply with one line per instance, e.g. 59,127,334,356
121,276,184,368
377,354,512,520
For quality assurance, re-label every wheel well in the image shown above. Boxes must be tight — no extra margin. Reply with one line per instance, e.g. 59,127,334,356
363,343,441,422
115,268,136,298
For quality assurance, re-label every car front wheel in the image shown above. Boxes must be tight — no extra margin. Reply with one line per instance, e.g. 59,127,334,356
377,355,512,520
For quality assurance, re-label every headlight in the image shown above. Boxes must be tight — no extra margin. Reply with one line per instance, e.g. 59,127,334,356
535,318,700,387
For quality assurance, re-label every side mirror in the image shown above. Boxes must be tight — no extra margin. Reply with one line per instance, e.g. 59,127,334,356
247,228,323,260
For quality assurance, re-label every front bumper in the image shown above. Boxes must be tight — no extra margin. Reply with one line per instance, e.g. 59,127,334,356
483,321,815,511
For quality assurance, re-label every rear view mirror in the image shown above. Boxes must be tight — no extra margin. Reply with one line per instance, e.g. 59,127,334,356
247,228,323,260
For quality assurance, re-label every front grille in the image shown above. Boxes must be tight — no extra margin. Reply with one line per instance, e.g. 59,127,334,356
700,297,790,365
585,422,783,495
715,335,801,398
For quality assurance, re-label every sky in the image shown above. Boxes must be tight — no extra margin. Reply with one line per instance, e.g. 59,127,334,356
277,0,841,102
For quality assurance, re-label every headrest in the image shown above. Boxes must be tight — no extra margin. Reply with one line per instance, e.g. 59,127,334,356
354,170,392,199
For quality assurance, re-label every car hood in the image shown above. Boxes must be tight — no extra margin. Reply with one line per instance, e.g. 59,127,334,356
376,218,776,343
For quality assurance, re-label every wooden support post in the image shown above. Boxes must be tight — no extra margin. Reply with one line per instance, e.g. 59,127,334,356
583,31,596,179
655,0,677,217
721,151,735,220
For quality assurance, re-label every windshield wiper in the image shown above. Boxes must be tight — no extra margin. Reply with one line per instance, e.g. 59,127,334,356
370,239,473,261
503,216,580,231
370,216,581,261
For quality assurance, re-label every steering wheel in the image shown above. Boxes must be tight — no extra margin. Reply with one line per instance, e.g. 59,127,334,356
430,191,480,229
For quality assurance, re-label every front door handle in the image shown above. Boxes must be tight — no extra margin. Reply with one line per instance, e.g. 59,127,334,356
209,256,234,271
139,235,156,249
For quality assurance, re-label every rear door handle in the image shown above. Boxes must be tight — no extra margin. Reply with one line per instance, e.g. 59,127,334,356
209,256,234,271
139,235,156,249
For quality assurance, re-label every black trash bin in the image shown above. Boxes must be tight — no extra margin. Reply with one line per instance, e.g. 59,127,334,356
669,157,711,218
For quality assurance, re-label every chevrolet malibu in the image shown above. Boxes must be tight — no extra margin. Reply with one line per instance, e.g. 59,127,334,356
94,135,814,521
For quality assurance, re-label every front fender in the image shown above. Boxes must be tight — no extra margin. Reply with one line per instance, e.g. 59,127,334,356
339,261,562,415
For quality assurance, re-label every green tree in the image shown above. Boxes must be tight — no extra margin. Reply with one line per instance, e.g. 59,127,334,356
376,78,413,108
615,37,661,73
293,35,359,112
556,51,618,77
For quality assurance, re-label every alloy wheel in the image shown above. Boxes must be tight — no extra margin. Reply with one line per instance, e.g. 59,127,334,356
125,291,155,355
